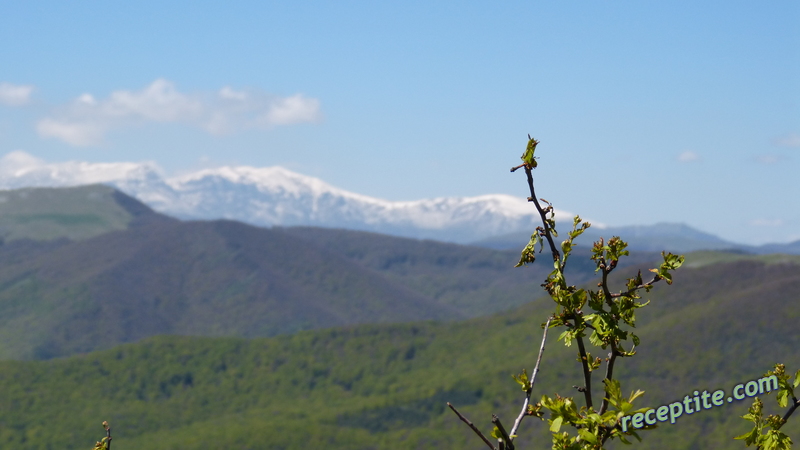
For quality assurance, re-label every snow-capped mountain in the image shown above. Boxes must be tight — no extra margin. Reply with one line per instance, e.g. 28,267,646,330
0,151,575,243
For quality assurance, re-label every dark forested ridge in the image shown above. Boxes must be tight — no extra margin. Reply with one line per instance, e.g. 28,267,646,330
0,258,797,449
0,219,470,360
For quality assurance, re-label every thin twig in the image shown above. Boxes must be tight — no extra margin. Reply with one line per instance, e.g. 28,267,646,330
610,275,662,298
447,403,496,450
779,397,800,429
594,257,619,415
600,260,614,306
600,422,625,445
574,328,594,410
598,346,618,415
523,167,559,263
492,415,514,450
509,317,553,439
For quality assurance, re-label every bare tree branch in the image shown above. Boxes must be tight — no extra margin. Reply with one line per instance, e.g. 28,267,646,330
574,329,594,410
509,317,553,439
610,275,663,298
523,167,559,263
780,397,800,429
492,415,514,450
447,403,496,450
598,344,622,415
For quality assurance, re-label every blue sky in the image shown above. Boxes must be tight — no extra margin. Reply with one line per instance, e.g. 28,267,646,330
1,1,798,244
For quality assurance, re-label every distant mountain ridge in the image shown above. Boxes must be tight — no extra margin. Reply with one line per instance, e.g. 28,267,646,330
1,151,797,253
0,151,574,243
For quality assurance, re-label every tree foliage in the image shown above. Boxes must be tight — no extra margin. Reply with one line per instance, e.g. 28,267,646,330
736,364,800,450
450,135,684,448
449,135,800,449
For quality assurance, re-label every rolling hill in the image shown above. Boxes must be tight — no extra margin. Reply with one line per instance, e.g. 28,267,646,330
0,218,466,360
0,257,797,449
0,184,157,242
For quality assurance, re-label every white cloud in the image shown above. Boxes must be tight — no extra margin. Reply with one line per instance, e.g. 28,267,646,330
36,79,322,146
0,82,34,106
219,86,247,101
262,94,322,125
774,133,800,148
77,93,97,105
37,119,105,147
677,151,700,162
102,79,203,122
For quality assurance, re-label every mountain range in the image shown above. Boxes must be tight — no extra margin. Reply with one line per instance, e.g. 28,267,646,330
6,150,795,253
0,151,559,243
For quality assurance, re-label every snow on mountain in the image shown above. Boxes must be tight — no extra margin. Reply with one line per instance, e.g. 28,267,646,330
0,151,573,243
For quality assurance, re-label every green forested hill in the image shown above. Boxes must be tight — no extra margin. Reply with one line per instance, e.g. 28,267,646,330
0,258,797,450
0,219,468,360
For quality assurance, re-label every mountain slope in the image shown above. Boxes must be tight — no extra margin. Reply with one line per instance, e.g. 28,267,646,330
0,215,662,360
279,226,663,314
0,219,466,360
0,258,798,449
0,184,166,242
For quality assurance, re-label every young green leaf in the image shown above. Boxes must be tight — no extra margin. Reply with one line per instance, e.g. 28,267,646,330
512,369,531,391
521,136,540,167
